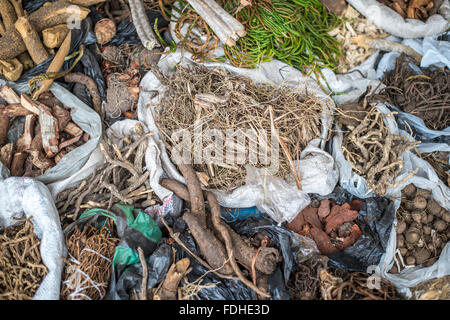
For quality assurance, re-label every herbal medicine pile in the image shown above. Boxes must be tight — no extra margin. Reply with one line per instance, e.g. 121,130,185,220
392,184,449,273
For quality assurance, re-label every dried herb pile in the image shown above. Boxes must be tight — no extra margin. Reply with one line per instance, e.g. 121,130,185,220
0,218,48,300
154,64,327,191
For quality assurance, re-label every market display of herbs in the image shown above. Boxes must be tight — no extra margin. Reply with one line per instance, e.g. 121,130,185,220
56,122,158,228
219,0,344,72
377,0,443,21
0,218,48,300
391,184,449,273
287,199,363,255
0,86,90,177
61,219,119,300
374,54,450,131
154,64,326,192
170,0,344,73
337,99,418,195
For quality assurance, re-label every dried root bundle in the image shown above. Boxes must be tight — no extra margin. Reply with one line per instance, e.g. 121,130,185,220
56,122,157,227
155,64,326,192
61,220,120,300
320,269,400,300
0,218,48,300
374,54,450,131
338,103,417,195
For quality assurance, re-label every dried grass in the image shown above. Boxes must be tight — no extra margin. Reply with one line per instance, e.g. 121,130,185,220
155,64,328,191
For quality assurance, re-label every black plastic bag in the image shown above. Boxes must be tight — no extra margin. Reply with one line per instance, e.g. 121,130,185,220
311,186,395,272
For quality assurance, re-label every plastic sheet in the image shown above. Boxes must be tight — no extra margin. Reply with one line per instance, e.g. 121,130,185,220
347,0,450,39
0,177,66,300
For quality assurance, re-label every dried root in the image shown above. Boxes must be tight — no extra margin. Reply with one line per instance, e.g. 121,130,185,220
56,122,157,226
339,103,418,195
0,217,48,300
61,220,120,300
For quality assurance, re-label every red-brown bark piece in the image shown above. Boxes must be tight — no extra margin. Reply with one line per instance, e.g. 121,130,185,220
325,202,351,224
286,210,305,234
325,209,359,234
318,199,331,220
309,225,339,255
302,205,322,230
341,224,362,249
2,103,33,117
350,199,363,211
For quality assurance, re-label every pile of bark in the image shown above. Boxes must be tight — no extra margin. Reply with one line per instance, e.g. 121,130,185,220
0,86,88,177
287,199,363,255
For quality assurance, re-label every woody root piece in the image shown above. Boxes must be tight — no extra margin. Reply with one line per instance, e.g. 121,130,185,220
186,0,246,46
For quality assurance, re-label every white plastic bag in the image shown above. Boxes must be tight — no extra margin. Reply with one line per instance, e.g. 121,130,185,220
347,0,450,39
0,81,102,186
137,50,339,224
0,177,66,300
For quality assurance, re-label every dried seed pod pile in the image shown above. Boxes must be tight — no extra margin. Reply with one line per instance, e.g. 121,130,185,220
0,87,90,177
374,54,450,131
338,102,418,195
61,220,120,300
377,0,442,21
328,5,388,74
320,268,400,300
0,218,48,300
56,122,157,227
287,254,329,300
287,199,363,255
154,64,327,192
390,184,449,273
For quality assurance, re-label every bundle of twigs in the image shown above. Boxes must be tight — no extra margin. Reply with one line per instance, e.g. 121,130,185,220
338,100,418,195
154,64,326,191
320,269,401,300
374,54,450,131
61,220,120,300
420,151,450,187
56,122,157,227
0,218,48,300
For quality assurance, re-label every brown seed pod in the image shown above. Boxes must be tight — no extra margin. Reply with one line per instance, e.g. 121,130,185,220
396,220,407,234
424,257,437,267
390,265,398,274
406,228,420,244
427,243,434,252
404,201,416,211
399,247,408,256
435,208,444,218
404,214,413,224
403,184,416,198
406,256,416,266
415,188,431,199
413,196,427,210
421,214,429,224
95,18,116,45
423,225,432,235
412,211,423,224
410,222,421,229
433,220,447,232
443,211,450,223
397,234,405,248
426,214,434,224
426,199,442,216
414,248,431,265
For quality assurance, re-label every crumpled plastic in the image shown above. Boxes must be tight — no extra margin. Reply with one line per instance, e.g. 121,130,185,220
0,176,66,300
347,0,450,39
